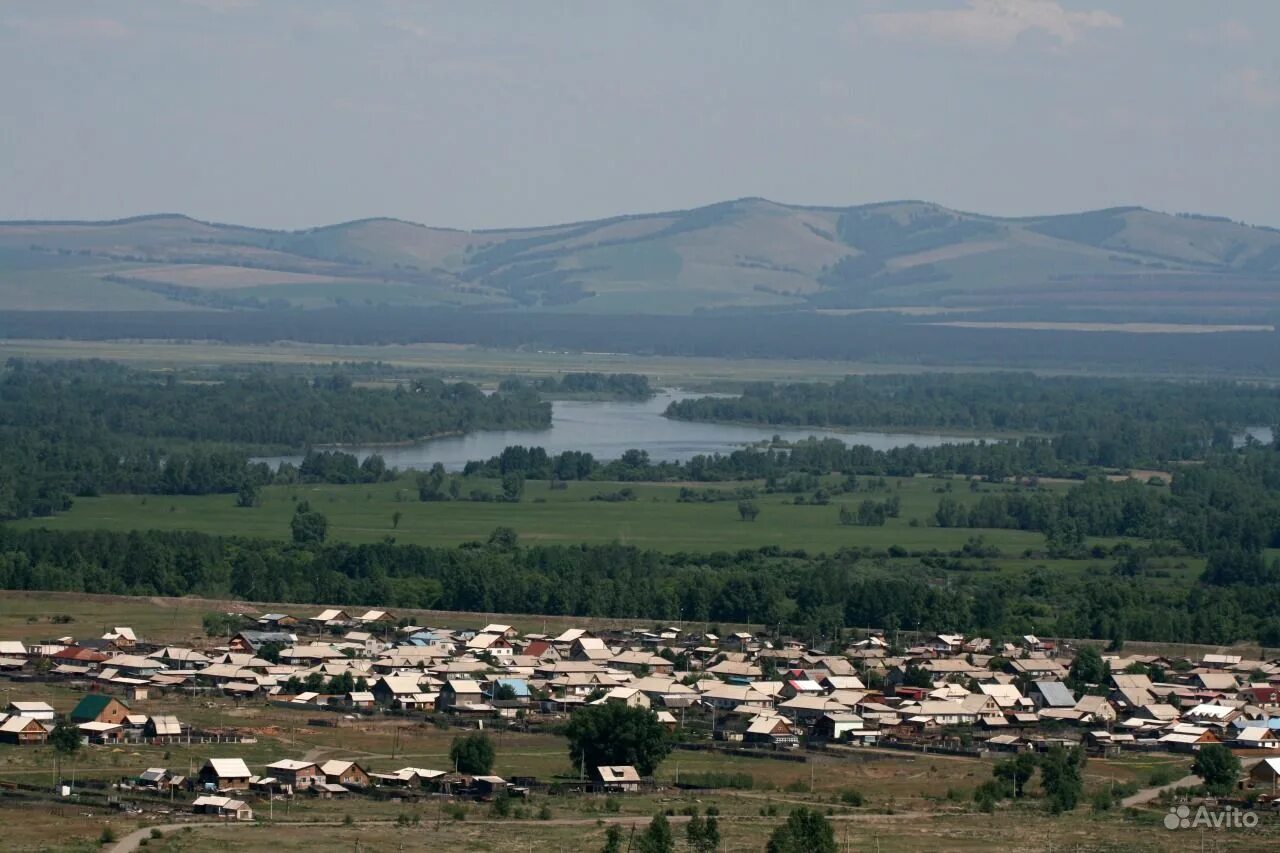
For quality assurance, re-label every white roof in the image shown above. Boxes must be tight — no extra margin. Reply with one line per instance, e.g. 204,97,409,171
78,721,122,733
0,716,44,733
320,760,361,776
267,759,317,772
9,701,55,713
150,715,182,735
205,758,252,778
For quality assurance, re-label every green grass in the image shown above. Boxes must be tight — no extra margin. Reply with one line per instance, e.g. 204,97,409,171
13,476,1051,554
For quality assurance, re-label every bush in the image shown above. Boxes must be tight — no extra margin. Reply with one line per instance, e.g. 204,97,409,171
445,804,467,821
149,829,164,839
839,789,865,806
538,804,553,820
99,827,118,845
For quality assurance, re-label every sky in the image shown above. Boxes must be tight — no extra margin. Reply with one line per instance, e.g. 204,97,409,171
1,0,1278,230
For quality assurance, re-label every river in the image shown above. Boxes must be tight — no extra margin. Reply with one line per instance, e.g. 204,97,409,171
259,390,982,472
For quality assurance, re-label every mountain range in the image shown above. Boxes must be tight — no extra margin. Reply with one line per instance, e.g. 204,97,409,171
2,198,1279,322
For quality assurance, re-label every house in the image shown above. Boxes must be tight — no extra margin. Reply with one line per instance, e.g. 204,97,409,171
466,633,514,659
102,627,138,650
229,631,295,654
480,624,518,638
908,700,978,726
1184,703,1240,726
777,695,850,725
1193,673,1240,693
6,701,55,722
1073,695,1117,724
52,646,109,666
570,638,613,663
1030,681,1076,710
343,691,376,710
372,676,431,708
1234,727,1280,749
137,768,172,789
266,759,325,790
814,712,877,744
592,687,651,709
590,765,643,793
1158,725,1222,752
69,694,131,725
198,758,253,791
0,715,48,745
258,613,299,631
320,760,371,788
438,679,485,711
78,721,125,744
146,715,184,739
192,795,254,821
311,608,350,628
743,715,799,747
355,610,396,626
1250,757,1280,792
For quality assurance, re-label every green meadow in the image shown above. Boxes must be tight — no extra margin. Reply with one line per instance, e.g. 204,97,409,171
16,475,1056,555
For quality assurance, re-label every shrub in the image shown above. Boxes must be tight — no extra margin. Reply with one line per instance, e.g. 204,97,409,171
840,789,865,806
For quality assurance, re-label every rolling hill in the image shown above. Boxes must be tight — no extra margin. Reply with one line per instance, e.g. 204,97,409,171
2,199,1279,322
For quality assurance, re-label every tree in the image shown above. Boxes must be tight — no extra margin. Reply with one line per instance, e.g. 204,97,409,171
902,664,933,688
636,812,674,853
600,824,624,853
686,810,720,853
487,526,519,550
737,500,760,522
1039,745,1086,813
235,482,259,508
564,704,671,776
257,641,285,664
993,752,1038,798
449,731,495,774
1067,645,1109,694
1192,743,1241,795
501,472,525,502
766,807,837,853
48,720,81,786
290,505,328,545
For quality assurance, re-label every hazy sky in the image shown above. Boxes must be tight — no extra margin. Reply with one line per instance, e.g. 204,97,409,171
2,1,1278,230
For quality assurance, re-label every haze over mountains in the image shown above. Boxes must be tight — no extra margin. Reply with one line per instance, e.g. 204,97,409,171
3,199,1279,323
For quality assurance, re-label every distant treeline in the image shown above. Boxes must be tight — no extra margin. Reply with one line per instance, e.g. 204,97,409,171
1,525,1278,645
665,373,1280,438
5,309,1280,374
0,360,547,520
499,372,652,399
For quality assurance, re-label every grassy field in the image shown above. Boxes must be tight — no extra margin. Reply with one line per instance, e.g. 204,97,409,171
0,338,1230,388
12,475,1063,554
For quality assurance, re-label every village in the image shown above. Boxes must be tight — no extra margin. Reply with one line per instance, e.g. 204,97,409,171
2,603,1280,838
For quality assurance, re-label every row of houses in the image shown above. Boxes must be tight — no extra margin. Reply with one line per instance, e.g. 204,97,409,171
5,616,1280,759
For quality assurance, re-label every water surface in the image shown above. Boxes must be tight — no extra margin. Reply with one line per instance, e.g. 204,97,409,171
263,390,980,472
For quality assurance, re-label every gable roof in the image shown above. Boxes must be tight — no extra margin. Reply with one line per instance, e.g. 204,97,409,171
1033,681,1076,707
204,758,252,779
71,693,127,720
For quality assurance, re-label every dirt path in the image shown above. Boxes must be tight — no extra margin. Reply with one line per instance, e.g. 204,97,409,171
1120,773,1201,807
